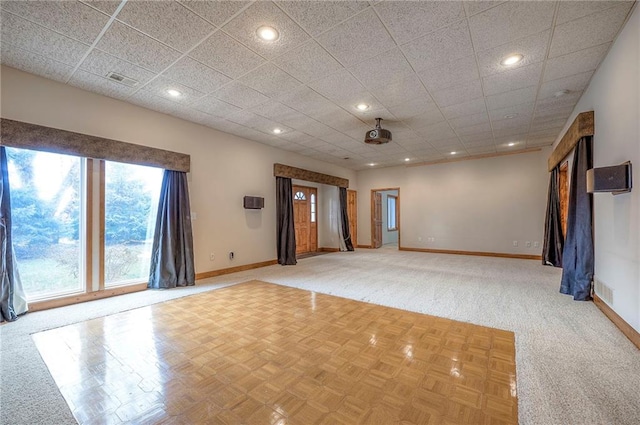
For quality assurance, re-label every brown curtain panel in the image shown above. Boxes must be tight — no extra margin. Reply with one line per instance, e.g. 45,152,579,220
560,136,594,301
276,177,296,265
542,166,564,267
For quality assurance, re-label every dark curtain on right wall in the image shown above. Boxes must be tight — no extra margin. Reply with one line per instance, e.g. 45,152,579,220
542,166,564,267
560,136,594,301
276,177,296,265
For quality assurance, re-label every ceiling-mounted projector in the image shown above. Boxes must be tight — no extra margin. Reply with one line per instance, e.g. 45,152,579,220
364,118,392,145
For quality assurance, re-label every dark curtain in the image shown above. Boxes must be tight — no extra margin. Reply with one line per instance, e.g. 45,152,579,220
1,147,18,321
560,136,594,301
276,177,296,265
148,170,195,289
339,187,354,251
542,166,564,267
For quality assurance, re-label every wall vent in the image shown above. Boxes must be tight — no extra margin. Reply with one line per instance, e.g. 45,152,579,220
106,72,139,87
594,277,613,305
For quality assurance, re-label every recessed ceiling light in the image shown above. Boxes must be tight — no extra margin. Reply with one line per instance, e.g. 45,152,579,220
504,113,519,119
166,89,181,97
368,163,376,167
273,128,282,134
450,151,457,155
508,142,516,147
554,89,571,97
356,103,370,111
404,158,410,162
500,54,524,66
256,26,279,41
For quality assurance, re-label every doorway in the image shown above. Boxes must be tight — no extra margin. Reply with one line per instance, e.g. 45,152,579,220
293,185,318,255
371,188,400,249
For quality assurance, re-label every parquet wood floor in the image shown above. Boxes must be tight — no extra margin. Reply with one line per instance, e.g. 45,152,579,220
32,281,518,424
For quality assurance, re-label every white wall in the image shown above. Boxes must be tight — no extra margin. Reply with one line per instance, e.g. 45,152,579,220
553,5,639,332
0,66,356,274
379,189,399,245
357,149,550,255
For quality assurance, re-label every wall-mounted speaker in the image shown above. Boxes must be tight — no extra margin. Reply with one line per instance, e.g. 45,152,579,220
243,196,264,209
586,162,632,195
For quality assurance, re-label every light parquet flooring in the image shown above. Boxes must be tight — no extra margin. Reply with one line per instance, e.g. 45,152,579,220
32,280,518,424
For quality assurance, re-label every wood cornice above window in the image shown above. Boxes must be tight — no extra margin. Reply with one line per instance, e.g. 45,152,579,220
274,163,349,188
548,111,594,171
0,118,190,172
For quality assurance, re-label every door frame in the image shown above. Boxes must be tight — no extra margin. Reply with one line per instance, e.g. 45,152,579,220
370,187,400,249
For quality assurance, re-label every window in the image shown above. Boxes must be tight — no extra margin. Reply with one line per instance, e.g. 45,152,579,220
6,148,85,300
387,195,397,231
310,193,316,223
294,191,306,200
6,147,163,301
104,162,162,287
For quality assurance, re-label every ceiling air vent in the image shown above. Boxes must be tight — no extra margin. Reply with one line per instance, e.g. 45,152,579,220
364,118,392,145
106,72,139,87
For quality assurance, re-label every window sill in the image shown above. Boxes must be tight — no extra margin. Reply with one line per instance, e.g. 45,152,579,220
29,283,148,312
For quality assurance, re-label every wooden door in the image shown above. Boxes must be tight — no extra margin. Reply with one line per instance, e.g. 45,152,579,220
293,185,317,255
347,190,357,247
559,162,569,237
372,192,383,248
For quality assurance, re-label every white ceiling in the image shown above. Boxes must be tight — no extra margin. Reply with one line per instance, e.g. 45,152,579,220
0,1,635,170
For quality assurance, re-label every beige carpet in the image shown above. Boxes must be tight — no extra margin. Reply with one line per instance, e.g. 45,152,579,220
2,248,639,424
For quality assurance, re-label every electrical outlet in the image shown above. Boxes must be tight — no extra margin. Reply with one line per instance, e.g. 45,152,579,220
534,241,540,248
209,253,215,261
526,241,532,247
513,241,518,247
229,252,234,260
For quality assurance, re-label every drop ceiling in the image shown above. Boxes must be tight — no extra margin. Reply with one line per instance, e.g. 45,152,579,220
0,1,635,170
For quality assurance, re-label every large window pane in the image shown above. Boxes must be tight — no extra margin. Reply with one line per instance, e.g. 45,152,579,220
6,147,84,300
104,162,162,286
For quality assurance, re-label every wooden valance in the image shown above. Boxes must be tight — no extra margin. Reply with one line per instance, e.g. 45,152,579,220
0,118,190,172
274,163,349,188
548,111,594,171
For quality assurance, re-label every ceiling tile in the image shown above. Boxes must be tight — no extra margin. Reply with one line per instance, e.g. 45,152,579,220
535,91,584,111
449,112,490,129
97,21,181,72
463,1,505,17
249,101,300,123
190,94,242,117
466,146,497,155
403,110,446,130
1,43,73,83
460,132,494,144
456,122,492,137
80,49,156,86
482,62,543,96
162,56,231,94
189,31,265,78
316,108,367,133
212,81,269,109
556,1,634,25
418,55,479,92
442,97,487,119
476,30,551,77
549,4,632,58
349,48,414,89
277,85,337,116
140,76,205,105
129,87,184,115
222,1,309,60
80,1,122,16
375,1,464,44
370,74,428,108
488,102,534,121
543,43,610,82
239,63,301,97
116,1,214,52
468,1,555,51
387,96,437,120
491,114,531,131
402,19,473,72
316,8,396,67
485,86,537,111
179,0,250,27
226,110,288,134
276,0,361,37
1,12,90,65
308,69,366,102
538,71,594,99
272,40,343,84
431,79,484,108
1,0,109,44
420,121,457,141
68,69,136,99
